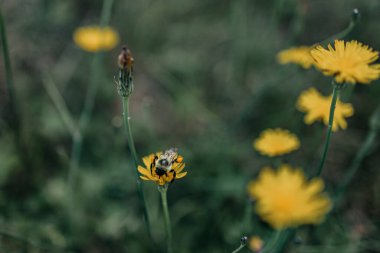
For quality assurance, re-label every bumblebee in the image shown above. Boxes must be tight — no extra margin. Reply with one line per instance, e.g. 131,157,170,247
150,148,183,183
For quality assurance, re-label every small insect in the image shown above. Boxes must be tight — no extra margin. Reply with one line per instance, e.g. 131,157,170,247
150,148,183,183
118,45,134,70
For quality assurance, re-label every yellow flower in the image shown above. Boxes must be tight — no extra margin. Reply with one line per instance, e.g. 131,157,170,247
277,46,314,69
297,87,354,131
253,129,300,157
248,236,264,252
311,40,380,84
247,165,332,229
138,152,187,186
73,26,119,52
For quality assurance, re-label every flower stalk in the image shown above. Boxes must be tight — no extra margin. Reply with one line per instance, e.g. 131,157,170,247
231,243,246,253
315,82,343,176
159,185,173,253
317,9,360,48
117,47,155,251
261,230,284,253
0,5,25,162
66,0,114,220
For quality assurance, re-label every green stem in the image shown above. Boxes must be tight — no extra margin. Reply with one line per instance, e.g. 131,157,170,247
0,6,19,125
315,83,342,177
67,130,82,211
231,244,246,253
262,230,284,253
122,97,156,251
317,9,360,47
336,104,380,200
42,74,77,136
159,185,173,253
66,0,114,208
0,5,24,160
122,97,139,168
270,229,296,253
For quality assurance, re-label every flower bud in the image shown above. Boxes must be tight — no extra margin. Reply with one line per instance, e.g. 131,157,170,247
240,236,248,245
115,46,134,97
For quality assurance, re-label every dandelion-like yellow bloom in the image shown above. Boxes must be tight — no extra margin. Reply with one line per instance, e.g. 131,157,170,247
138,152,187,186
311,40,380,84
73,26,119,52
248,236,264,252
247,165,332,229
253,129,300,157
297,87,354,131
277,46,315,69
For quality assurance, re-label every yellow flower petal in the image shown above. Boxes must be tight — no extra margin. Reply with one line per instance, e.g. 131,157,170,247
247,164,331,229
174,163,186,173
142,154,155,168
253,129,300,157
248,236,264,252
176,172,187,179
138,151,187,186
73,26,119,52
277,46,314,69
311,40,380,84
296,87,354,131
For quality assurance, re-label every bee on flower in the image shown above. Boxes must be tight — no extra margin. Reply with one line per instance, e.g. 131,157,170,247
138,148,187,186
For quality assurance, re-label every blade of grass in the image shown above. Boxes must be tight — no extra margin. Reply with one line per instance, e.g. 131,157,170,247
0,5,19,129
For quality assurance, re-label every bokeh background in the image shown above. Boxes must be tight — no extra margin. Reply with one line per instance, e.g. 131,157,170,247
1,0,380,252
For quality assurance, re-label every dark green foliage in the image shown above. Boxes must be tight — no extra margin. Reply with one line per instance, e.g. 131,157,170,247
1,0,380,252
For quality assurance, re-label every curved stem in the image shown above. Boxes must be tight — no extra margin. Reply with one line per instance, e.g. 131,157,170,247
0,6,19,126
122,97,156,251
231,244,246,253
159,185,173,253
315,83,341,177
316,9,360,47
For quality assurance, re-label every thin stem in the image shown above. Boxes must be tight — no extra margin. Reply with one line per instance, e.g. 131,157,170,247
316,9,360,48
336,104,380,200
122,96,156,251
67,130,82,207
42,74,77,136
122,97,139,168
262,230,284,253
0,6,19,125
0,5,24,160
231,244,246,253
66,0,114,206
315,83,341,177
159,185,173,253
77,0,114,129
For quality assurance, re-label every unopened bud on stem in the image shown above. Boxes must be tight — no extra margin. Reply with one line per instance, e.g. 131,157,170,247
115,45,134,97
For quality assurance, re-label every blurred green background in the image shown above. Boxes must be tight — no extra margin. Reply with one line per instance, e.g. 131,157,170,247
1,0,380,252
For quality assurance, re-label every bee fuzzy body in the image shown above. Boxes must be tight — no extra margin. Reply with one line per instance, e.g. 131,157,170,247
151,148,182,183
